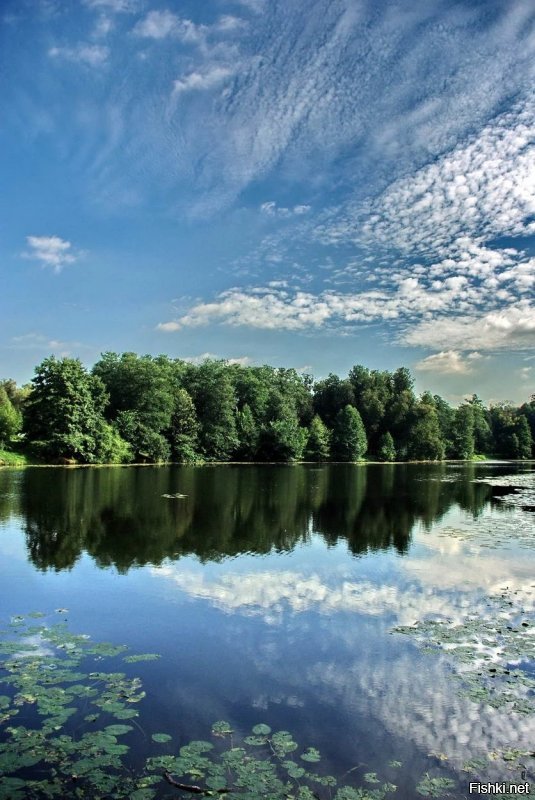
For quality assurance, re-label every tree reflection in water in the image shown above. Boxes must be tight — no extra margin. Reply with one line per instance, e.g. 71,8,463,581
0,464,494,573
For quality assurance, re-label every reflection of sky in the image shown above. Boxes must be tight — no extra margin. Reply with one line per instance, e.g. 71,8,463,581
150,520,535,627
149,506,535,780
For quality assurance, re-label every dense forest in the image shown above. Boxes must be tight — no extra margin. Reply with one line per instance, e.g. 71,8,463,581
0,353,534,464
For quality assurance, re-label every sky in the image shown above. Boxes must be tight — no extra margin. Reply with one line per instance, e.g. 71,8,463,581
1,0,534,404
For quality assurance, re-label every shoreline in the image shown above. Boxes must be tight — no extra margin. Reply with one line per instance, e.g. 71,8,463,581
1,458,531,470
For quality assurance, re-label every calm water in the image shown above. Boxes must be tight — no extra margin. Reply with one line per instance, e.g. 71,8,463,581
0,462,534,797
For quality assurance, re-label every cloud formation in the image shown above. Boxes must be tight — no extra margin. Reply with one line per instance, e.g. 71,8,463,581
83,0,138,12
48,43,109,67
260,201,311,217
24,236,78,273
173,66,234,95
414,351,484,375
133,10,205,42
404,303,535,351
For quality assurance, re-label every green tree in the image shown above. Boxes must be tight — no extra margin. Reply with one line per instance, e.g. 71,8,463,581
384,368,417,458
115,411,170,462
377,431,396,461
305,415,331,461
0,379,31,413
433,394,455,454
519,395,535,454
467,394,492,454
407,394,445,460
93,352,176,432
514,414,532,459
95,423,133,464
331,405,367,461
182,360,239,460
0,387,21,447
235,403,259,460
451,404,475,459
489,404,533,459
258,406,307,461
23,357,108,462
167,388,199,462
313,374,354,428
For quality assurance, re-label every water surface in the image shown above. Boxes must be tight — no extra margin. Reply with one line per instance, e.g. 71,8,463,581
0,462,533,797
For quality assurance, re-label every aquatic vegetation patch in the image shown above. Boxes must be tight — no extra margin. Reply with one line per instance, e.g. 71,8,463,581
0,613,465,799
0,612,165,798
474,474,535,514
394,586,535,780
149,721,400,800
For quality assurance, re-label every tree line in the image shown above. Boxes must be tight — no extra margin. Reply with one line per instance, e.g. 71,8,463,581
0,353,533,463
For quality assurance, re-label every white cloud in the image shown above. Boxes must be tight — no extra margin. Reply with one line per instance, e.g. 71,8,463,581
133,10,205,43
173,66,234,96
49,43,109,67
404,303,535,351
414,350,484,375
215,15,247,32
230,0,265,12
260,201,311,217
343,96,535,255
92,15,114,38
8,334,86,357
24,235,78,273
83,0,138,12
180,352,252,366
226,356,253,366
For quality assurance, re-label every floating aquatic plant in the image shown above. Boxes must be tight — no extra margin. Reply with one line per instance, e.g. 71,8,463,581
394,586,535,780
0,612,464,799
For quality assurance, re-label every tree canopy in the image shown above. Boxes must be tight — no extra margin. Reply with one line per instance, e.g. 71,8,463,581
0,354,532,464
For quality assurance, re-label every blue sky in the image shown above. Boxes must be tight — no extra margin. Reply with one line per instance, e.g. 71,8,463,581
1,0,534,403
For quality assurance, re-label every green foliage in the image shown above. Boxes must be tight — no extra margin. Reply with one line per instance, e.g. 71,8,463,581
467,395,492,454
3,613,512,800
235,403,259,460
406,395,445,461
0,613,155,799
450,404,475,459
0,379,31,412
490,405,533,459
5,355,535,465
116,411,170,462
22,357,109,463
168,388,199,463
304,415,331,461
93,353,176,432
313,374,354,427
146,721,398,800
95,423,133,464
182,361,239,460
0,387,22,448
332,405,367,461
416,774,456,797
258,413,308,461
377,431,396,462
514,414,533,459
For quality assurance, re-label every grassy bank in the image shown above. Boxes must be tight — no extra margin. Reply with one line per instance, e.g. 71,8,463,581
0,447,32,466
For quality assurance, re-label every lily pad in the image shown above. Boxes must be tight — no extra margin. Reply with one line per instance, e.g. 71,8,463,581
151,732,172,743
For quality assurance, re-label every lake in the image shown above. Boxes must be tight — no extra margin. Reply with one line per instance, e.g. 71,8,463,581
0,462,533,799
